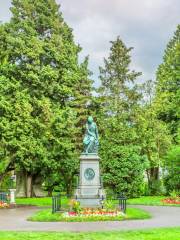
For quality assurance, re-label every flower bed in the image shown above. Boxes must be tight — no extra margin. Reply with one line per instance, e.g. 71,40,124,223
161,198,180,205
59,199,127,220
28,207,151,222
0,201,9,208
62,208,125,219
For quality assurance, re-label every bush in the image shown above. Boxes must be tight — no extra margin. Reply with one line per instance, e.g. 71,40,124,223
169,190,180,199
164,145,180,193
68,200,81,213
0,173,11,191
103,200,116,211
101,143,147,198
149,180,166,196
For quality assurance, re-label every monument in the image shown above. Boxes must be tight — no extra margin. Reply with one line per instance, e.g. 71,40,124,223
75,116,105,207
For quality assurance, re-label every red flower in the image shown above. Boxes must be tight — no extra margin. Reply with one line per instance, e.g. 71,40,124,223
161,198,180,205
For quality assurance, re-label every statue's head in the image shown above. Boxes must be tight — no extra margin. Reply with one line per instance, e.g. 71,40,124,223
87,116,93,124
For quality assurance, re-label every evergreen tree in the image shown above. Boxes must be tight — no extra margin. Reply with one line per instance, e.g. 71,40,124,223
97,37,146,197
99,37,141,115
0,0,92,195
155,25,180,139
164,131,180,193
155,25,180,193
136,81,171,195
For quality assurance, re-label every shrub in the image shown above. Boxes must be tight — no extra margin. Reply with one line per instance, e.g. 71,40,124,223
101,144,146,198
68,200,81,214
164,145,180,193
103,200,116,211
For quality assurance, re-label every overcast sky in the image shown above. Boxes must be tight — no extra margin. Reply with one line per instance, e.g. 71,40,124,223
0,0,180,86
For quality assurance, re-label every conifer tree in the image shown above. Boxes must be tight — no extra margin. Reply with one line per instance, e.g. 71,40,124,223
99,37,141,116
155,25,180,139
97,37,146,197
155,25,180,193
136,81,171,195
0,0,92,195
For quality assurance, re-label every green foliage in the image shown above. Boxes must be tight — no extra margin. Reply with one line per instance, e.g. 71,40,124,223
164,144,180,193
68,199,82,213
103,199,116,211
43,173,66,196
0,1,179,198
153,25,180,194
101,135,146,197
0,173,11,190
169,190,180,199
0,0,92,194
155,25,180,139
136,80,172,195
97,37,146,197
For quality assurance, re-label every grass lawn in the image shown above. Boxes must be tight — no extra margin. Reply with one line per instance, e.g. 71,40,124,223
0,228,180,240
16,196,68,207
127,196,180,206
28,207,151,222
16,195,180,207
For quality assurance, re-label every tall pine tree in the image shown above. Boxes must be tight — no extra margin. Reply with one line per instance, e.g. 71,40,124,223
155,25,180,193
97,37,146,197
155,25,180,139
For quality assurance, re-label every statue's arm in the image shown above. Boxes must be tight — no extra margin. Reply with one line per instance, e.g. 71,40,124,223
86,124,94,137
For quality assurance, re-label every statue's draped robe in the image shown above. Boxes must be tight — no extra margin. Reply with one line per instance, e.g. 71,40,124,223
83,122,98,153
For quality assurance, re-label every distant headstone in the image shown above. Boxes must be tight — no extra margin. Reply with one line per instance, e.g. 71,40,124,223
16,171,46,197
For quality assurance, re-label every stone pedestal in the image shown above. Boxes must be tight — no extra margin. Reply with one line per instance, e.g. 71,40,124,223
9,189,16,205
75,154,105,207
15,171,26,197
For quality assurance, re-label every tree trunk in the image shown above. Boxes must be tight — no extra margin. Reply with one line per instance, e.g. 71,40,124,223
47,188,53,197
26,174,33,198
66,179,72,197
150,167,159,180
148,166,160,195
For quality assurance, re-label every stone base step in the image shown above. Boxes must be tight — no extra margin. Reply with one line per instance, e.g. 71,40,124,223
75,195,102,199
75,196,104,207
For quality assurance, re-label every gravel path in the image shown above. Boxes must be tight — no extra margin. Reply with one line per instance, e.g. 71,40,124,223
0,205,179,232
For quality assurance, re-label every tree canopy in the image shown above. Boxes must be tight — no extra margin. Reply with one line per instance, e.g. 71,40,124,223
0,1,179,197
0,0,92,195
96,37,146,197
155,25,180,139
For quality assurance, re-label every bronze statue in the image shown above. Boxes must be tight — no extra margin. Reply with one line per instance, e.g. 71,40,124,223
83,116,99,154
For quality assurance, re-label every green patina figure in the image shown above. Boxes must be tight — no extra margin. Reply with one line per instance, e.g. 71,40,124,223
83,116,99,154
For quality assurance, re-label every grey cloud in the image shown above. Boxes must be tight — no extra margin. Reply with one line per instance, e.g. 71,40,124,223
0,0,11,22
1,0,180,86
58,0,180,85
